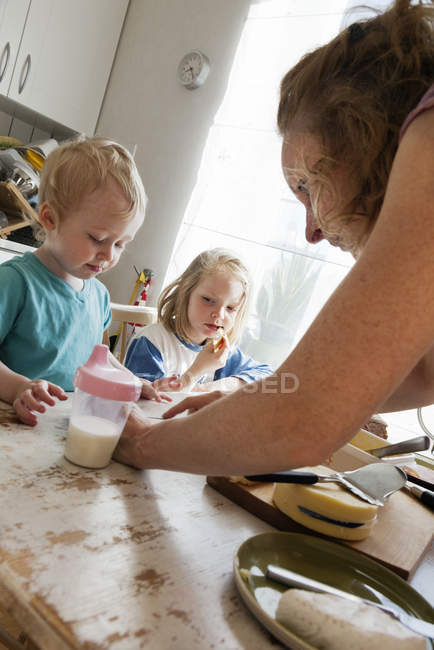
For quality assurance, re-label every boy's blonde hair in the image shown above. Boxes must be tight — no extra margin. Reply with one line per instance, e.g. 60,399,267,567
277,0,434,255
37,137,147,237
158,249,251,346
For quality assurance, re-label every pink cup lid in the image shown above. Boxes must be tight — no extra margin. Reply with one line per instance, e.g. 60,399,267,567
73,345,142,402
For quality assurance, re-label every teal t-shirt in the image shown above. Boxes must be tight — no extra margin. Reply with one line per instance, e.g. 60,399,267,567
0,252,111,390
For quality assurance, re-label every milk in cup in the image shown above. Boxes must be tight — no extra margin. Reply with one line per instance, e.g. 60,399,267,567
65,344,141,469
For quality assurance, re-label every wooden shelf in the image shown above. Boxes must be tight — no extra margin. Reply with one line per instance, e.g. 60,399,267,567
0,181,39,239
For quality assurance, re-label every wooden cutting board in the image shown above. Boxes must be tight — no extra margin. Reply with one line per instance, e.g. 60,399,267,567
206,475,433,579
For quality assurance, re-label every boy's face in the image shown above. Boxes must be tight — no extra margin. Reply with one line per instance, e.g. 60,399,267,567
186,271,244,345
38,178,143,288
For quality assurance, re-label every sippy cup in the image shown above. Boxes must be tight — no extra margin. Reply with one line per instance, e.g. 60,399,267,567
65,344,142,469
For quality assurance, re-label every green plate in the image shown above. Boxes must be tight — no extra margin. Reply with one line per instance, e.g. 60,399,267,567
234,532,434,650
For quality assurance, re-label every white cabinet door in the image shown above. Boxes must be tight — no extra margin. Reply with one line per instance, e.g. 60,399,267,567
0,0,30,96
8,0,129,134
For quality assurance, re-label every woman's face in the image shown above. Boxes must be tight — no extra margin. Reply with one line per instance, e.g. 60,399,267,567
281,130,370,256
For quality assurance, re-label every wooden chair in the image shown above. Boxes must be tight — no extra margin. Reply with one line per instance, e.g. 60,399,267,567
105,302,157,364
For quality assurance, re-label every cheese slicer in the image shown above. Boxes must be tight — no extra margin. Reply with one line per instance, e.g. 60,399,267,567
245,463,407,506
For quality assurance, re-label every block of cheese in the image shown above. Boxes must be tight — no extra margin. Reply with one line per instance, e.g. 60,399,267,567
272,465,378,540
276,590,426,650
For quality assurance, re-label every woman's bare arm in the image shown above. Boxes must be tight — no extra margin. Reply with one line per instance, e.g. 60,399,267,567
118,109,434,475
379,346,434,412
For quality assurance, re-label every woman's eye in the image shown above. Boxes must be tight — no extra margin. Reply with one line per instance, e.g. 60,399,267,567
297,182,309,195
202,296,211,303
88,234,102,243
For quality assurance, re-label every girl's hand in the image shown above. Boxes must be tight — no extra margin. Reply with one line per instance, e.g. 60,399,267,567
153,375,182,393
140,378,173,402
108,351,174,401
13,380,68,426
113,404,157,468
190,338,229,377
162,390,225,418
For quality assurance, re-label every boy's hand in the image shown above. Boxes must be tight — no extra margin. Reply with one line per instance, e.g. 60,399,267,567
140,378,173,402
13,380,68,426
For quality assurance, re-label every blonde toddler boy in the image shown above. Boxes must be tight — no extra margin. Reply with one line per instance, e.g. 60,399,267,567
0,137,147,425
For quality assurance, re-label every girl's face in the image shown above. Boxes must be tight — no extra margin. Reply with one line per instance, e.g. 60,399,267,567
281,131,370,256
186,270,244,345
37,177,143,290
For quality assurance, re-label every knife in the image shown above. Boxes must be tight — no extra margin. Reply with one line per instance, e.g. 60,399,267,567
368,435,430,458
405,473,434,492
404,483,434,510
266,564,434,639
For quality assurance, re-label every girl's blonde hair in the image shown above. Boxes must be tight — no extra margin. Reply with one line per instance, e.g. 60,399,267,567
158,248,251,346
278,0,434,255
36,136,147,239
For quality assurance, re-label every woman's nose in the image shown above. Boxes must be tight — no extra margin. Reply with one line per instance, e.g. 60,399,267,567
305,208,324,244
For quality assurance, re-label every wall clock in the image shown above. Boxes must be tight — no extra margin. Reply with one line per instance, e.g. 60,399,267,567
177,50,210,90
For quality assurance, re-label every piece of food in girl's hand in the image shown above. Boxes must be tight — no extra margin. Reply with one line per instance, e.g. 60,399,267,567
272,465,378,541
213,327,226,351
276,590,426,650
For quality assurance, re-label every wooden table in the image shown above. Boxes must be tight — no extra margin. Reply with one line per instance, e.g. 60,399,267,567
0,397,432,649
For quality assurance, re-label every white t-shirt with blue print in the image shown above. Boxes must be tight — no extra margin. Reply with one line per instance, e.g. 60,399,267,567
125,322,273,389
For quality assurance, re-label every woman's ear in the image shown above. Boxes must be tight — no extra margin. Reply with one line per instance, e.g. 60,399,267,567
38,202,59,231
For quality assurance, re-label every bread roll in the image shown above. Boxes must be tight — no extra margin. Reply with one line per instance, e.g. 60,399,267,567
276,590,426,650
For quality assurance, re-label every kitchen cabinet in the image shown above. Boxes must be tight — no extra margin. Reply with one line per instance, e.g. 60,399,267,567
0,1,31,97
0,0,129,135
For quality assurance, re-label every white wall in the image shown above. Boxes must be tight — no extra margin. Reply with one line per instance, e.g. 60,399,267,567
97,0,251,304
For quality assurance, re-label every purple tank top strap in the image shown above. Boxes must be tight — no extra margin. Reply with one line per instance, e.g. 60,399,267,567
399,84,434,141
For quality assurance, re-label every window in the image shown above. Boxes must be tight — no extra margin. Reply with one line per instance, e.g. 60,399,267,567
165,0,354,369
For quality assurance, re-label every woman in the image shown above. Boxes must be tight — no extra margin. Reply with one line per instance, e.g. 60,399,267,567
115,0,434,474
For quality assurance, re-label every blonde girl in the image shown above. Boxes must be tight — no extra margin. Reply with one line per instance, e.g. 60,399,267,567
125,248,272,392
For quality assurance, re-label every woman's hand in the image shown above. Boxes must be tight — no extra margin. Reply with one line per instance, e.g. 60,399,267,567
113,404,158,468
162,390,225,418
13,380,68,426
